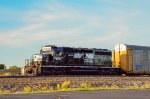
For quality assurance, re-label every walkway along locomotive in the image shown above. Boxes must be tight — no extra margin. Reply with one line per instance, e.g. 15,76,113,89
24,44,150,75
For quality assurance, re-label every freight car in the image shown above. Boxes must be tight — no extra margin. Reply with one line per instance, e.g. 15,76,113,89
24,45,121,75
113,44,150,74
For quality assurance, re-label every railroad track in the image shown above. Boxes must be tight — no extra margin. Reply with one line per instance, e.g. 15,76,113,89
0,74,150,78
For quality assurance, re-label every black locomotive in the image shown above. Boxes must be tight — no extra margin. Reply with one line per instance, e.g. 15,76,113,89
24,45,121,75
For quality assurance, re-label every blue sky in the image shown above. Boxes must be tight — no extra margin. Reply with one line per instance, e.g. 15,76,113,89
0,0,150,67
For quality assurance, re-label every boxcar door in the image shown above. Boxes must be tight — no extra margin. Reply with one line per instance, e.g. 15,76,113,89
127,49,133,73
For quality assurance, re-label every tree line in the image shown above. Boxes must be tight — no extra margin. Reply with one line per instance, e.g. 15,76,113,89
0,64,20,70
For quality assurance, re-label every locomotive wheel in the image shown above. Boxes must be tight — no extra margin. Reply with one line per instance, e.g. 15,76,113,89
41,68,56,75
49,69,55,75
60,69,66,75
97,69,103,75
41,68,47,75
